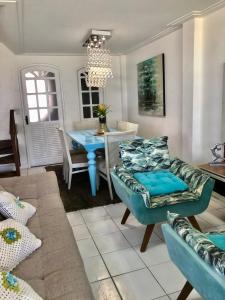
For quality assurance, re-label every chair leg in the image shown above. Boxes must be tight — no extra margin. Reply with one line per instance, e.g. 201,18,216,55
188,216,202,232
68,170,72,190
177,281,193,300
121,208,130,224
107,175,114,201
65,163,69,183
140,224,155,252
96,171,100,191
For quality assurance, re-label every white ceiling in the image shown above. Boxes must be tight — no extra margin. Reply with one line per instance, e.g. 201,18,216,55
0,0,223,54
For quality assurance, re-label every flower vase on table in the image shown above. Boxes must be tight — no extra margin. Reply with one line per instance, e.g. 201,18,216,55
98,116,109,134
95,104,111,135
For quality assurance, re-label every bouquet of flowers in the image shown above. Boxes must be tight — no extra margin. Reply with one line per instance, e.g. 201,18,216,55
95,104,111,118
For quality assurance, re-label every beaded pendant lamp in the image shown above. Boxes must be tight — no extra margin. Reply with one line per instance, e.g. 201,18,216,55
83,30,113,88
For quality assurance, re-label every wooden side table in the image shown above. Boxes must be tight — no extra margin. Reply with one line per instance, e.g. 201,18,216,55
199,164,225,182
199,164,225,196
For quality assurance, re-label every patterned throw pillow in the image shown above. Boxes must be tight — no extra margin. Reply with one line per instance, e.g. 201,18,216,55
0,271,43,299
119,136,171,172
0,191,36,225
0,218,42,271
167,212,225,276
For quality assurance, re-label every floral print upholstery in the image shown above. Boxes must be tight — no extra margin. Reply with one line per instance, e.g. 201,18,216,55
168,212,225,277
114,156,210,208
119,136,171,172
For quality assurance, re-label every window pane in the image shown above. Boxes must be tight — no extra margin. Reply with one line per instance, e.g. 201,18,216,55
83,107,91,118
92,93,99,104
49,108,59,121
34,71,40,77
39,109,49,121
93,106,98,118
47,80,56,92
38,94,47,107
27,95,37,108
25,72,35,78
46,72,55,77
26,80,36,93
36,80,46,93
91,86,99,91
29,109,38,122
82,93,90,105
80,72,88,77
48,94,57,106
81,78,88,91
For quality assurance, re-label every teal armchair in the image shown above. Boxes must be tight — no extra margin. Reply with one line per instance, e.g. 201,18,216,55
162,219,225,300
111,158,215,252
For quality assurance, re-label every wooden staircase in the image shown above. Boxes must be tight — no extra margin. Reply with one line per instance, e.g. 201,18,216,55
0,110,21,176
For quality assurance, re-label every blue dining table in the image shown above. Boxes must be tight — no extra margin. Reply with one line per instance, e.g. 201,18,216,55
67,129,108,197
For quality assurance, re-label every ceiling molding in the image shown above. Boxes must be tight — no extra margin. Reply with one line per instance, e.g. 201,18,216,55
167,0,225,27
124,25,181,55
20,52,123,57
2,0,225,56
125,0,225,55
0,1,17,4
15,0,24,54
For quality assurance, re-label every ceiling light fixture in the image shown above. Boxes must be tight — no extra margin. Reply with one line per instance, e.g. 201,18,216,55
83,29,113,88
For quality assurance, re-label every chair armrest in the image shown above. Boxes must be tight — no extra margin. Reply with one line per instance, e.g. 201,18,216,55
162,224,225,300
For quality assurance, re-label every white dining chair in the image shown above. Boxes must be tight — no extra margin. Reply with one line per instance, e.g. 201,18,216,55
57,127,89,190
97,130,136,200
117,121,139,135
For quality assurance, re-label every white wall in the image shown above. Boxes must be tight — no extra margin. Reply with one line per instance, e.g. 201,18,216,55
0,43,28,167
200,7,225,162
126,30,183,157
126,6,225,164
0,46,123,168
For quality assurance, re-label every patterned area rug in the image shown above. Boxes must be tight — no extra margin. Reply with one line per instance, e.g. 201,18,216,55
45,165,121,212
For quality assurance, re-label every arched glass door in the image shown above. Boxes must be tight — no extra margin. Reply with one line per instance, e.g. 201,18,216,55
21,67,63,166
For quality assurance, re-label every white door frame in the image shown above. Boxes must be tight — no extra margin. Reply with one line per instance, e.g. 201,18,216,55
20,64,64,167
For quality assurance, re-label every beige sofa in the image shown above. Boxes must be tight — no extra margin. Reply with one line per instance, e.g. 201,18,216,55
0,171,93,300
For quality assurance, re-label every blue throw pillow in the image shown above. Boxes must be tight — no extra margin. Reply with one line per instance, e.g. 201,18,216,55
133,170,188,196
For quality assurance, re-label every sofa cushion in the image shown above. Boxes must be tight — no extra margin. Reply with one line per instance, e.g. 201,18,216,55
0,191,36,225
0,218,42,271
114,165,199,208
133,170,188,196
168,212,225,277
0,271,43,299
120,136,171,172
0,172,93,300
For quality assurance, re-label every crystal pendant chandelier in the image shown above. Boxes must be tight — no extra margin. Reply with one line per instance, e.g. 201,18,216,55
83,30,113,88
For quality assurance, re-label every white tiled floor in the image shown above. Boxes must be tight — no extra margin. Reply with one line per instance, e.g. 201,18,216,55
67,194,225,300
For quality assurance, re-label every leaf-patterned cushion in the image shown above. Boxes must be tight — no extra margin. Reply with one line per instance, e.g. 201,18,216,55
168,212,225,276
119,136,171,172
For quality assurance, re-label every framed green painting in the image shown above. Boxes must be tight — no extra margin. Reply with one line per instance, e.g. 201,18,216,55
137,53,165,116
